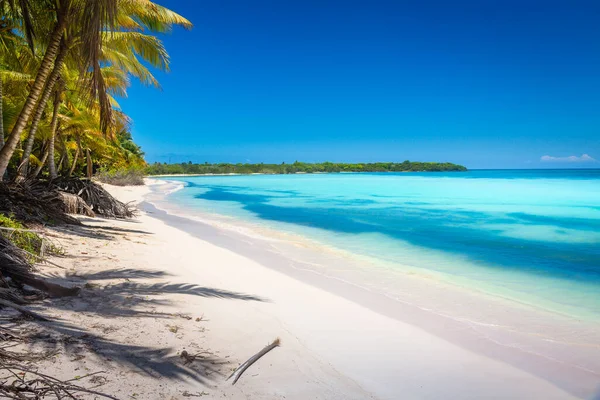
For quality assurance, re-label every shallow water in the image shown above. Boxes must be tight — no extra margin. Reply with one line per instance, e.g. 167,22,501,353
158,170,600,320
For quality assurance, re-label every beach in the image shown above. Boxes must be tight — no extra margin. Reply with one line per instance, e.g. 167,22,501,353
26,178,597,399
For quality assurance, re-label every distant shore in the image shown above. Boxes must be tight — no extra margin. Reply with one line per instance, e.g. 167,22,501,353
147,170,466,177
146,161,467,176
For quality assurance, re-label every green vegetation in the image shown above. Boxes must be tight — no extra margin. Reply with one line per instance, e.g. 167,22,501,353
0,214,61,259
147,160,467,175
0,0,192,181
96,165,145,186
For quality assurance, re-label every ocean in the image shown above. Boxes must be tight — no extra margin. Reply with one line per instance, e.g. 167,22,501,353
154,169,600,319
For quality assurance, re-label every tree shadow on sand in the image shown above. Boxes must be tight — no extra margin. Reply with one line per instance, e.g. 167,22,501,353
28,319,227,384
5,268,268,385
50,223,153,242
44,268,268,319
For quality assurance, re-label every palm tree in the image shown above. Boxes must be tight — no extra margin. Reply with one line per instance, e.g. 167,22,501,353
0,0,191,179
0,0,74,178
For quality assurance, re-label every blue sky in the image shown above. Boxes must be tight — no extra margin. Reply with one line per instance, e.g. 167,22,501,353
118,0,600,169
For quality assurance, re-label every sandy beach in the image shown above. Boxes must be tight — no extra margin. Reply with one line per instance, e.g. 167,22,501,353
22,180,595,399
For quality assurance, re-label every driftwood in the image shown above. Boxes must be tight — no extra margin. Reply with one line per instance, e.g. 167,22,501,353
227,338,280,385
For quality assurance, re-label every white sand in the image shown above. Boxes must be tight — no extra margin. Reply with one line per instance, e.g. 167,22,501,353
29,182,595,399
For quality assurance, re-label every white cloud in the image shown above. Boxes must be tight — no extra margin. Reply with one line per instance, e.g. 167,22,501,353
540,154,597,163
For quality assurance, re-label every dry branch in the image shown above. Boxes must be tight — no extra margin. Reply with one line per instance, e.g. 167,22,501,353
227,338,280,385
0,363,118,399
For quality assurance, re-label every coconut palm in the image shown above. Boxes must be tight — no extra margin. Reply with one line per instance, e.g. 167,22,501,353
0,0,191,179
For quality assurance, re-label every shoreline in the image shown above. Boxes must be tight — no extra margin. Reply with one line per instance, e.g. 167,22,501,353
148,179,600,322
140,179,599,398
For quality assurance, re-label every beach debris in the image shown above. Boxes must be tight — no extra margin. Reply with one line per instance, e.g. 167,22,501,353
0,235,80,299
58,191,95,217
0,364,117,399
52,177,136,219
181,390,209,397
227,338,281,385
0,299,48,321
180,350,212,365
0,181,80,225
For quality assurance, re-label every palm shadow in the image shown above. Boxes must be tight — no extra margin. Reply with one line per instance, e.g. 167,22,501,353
44,268,268,319
28,318,226,384
5,266,267,385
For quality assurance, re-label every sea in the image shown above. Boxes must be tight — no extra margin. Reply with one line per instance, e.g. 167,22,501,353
147,169,600,392
154,169,600,318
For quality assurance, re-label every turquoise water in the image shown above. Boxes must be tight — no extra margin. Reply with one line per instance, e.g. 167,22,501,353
159,170,600,319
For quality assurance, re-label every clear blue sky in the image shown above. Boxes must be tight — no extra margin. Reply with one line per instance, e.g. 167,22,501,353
118,0,600,169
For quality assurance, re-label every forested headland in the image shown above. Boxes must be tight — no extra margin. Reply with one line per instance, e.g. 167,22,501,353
147,160,467,175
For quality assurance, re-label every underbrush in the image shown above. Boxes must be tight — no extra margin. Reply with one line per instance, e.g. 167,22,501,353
0,214,63,259
95,166,145,186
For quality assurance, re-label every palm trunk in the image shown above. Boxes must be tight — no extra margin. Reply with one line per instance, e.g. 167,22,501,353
57,133,67,175
16,42,68,180
0,5,68,180
48,93,61,179
57,151,65,174
86,148,92,179
68,137,81,177
0,77,4,150
33,143,49,178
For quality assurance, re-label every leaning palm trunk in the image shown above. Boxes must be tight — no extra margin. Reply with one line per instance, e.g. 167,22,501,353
0,5,68,180
57,151,65,174
16,43,68,180
33,144,50,178
68,137,81,177
86,148,92,179
0,76,4,149
57,134,68,175
48,94,61,179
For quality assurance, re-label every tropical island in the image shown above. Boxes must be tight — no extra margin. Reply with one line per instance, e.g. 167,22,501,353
147,160,467,175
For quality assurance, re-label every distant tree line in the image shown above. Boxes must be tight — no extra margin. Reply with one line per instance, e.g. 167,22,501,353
146,160,467,175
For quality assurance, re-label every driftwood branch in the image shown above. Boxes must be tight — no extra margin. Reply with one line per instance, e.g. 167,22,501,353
227,338,280,385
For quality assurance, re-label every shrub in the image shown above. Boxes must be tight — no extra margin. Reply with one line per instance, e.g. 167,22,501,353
95,166,145,186
0,214,46,260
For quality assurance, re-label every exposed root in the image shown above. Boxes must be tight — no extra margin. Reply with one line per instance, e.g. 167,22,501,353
57,192,95,217
51,178,135,219
0,183,80,226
